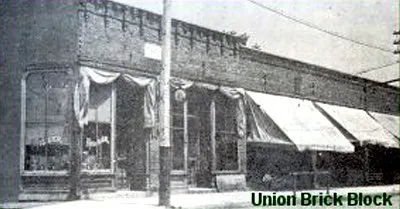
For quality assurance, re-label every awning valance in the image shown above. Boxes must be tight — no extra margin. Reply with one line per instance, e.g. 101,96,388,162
246,91,355,153
169,77,246,138
368,112,399,138
316,103,399,148
74,67,156,128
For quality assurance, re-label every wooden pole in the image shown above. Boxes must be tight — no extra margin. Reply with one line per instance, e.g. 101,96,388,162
311,151,318,188
68,78,82,200
364,146,370,184
159,0,172,206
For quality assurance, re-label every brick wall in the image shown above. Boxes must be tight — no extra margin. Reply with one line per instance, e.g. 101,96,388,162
239,48,398,115
78,0,242,83
78,0,398,116
1,0,80,202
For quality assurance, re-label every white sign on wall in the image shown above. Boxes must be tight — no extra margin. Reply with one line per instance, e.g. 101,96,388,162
144,43,162,60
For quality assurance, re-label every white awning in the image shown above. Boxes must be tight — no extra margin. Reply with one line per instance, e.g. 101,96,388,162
316,103,399,148
246,91,355,153
368,112,399,139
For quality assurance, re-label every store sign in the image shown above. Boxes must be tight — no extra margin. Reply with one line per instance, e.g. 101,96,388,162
144,43,161,60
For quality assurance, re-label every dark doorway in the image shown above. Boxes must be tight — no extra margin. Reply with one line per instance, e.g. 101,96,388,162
116,81,147,190
187,88,213,188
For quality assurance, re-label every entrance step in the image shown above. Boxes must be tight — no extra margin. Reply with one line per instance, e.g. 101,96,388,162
88,190,149,199
171,181,186,188
188,187,217,194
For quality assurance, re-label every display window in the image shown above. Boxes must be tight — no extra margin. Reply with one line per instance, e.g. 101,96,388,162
23,71,70,171
171,95,185,171
81,83,112,171
215,94,239,171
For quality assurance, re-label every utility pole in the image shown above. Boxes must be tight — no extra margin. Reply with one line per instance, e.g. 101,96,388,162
68,77,82,200
393,30,400,54
159,0,172,207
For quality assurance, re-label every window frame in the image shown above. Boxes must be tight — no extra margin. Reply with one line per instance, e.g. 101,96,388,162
20,69,72,176
170,94,187,174
211,94,241,174
81,82,116,175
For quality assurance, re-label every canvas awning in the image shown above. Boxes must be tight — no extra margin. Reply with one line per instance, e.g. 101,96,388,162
246,91,355,152
316,103,399,148
368,112,399,138
74,66,156,128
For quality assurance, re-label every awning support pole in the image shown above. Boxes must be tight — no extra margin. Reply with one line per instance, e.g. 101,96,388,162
311,151,318,189
364,147,370,184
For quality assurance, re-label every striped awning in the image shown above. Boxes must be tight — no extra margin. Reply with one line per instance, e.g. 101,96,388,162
368,112,399,139
246,91,354,153
316,103,399,148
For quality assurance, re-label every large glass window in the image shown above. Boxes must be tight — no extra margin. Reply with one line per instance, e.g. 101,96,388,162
24,72,70,171
215,94,239,171
81,83,112,170
171,94,185,171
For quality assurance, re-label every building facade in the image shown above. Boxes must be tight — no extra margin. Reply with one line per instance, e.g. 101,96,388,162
1,0,398,202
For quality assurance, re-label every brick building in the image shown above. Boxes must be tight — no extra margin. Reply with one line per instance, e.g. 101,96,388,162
1,0,398,202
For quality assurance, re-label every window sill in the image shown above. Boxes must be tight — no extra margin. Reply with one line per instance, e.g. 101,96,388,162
21,171,68,177
171,170,186,175
212,170,242,175
21,170,114,176
82,169,113,176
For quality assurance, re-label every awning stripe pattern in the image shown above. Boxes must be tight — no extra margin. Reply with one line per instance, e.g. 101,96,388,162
368,112,399,139
245,93,293,146
246,91,355,153
316,103,399,148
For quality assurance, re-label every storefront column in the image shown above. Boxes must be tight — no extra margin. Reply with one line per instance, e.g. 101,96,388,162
111,83,116,183
210,95,216,172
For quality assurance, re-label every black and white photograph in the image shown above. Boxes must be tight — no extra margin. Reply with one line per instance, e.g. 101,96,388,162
0,0,399,208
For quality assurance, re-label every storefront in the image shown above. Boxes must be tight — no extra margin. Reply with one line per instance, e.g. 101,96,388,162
244,91,400,190
3,0,398,202
315,103,399,185
19,65,249,199
244,91,355,190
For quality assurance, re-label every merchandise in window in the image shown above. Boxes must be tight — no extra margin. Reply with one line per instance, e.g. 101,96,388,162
82,83,112,170
24,72,70,171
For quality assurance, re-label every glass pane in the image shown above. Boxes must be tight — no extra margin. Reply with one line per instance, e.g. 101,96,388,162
215,95,236,133
188,117,199,158
24,72,70,171
172,130,184,170
172,114,184,128
82,83,112,170
26,73,68,123
82,122,111,170
171,93,184,114
225,114,236,133
216,134,238,171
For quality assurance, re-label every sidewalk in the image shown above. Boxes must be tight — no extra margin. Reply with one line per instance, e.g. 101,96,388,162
1,184,399,209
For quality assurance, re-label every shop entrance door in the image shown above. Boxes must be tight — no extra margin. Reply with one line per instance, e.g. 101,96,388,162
171,88,213,189
116,82,146,190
